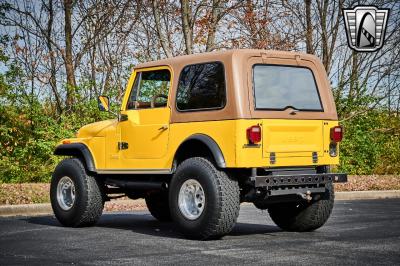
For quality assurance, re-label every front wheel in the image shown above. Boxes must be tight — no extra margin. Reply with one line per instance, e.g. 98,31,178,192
50,158,105,227
169,157,240,240
268,183,335,232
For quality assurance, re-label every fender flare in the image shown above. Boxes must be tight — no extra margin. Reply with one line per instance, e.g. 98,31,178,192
54,143,96,172
178,134,226,168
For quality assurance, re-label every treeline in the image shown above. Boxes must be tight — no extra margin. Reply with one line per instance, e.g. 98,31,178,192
0,0,399,182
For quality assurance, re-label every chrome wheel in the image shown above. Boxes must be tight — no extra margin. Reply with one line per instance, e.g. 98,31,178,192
57,176,76,211
178,179,205,220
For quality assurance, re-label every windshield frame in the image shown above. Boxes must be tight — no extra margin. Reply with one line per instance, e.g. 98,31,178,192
252,64,324,112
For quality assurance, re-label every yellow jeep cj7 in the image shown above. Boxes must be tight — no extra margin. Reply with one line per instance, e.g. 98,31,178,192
51,49,347,239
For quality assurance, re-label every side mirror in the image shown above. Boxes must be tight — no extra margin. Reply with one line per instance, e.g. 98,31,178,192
98,96,110,112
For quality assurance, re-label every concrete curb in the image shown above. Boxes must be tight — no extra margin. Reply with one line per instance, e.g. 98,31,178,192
0,203,52,217
1,190,399,217
335,190,400,200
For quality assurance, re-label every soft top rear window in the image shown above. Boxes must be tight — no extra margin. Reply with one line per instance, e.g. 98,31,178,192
253,65,323,111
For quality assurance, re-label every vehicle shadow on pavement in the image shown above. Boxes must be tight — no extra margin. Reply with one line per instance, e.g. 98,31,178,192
230,223,281,236
23,212,281,239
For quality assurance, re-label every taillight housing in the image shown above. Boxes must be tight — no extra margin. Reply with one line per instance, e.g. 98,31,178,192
247,125,261,144
330,126,343,142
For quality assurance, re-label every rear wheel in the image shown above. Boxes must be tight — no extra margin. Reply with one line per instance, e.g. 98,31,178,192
50,158,105,227
145,191,171,222
169,157,240,240
268,184,334,232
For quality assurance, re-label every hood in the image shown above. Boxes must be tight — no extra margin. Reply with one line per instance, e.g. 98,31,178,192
77,119,117,138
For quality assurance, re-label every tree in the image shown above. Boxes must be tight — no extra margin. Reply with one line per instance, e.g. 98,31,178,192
180,0,194,54
63,0,76,109
152,0,173,58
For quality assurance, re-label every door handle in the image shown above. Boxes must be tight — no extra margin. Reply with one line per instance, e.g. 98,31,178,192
159,125,168,131
118,142,129,150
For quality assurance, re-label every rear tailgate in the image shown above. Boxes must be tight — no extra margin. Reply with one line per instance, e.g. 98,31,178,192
233,53,340,167
249,56,336,161
262,119,324,158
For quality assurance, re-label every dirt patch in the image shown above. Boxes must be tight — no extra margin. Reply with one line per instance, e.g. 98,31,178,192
335,175,400,191
0,183,50,205
104,199,146,212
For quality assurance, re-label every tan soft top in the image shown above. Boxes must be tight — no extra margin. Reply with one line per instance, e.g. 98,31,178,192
136,49,319,69
134,49,338,122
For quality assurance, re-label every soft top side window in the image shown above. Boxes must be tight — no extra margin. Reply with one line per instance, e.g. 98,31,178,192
127,69,171,110
176,62,226,111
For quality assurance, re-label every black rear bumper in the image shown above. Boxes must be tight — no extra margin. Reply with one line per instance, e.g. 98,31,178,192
252,173,347,187
250,173,347,197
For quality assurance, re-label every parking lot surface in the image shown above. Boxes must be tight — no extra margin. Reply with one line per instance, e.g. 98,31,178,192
0,199,399,265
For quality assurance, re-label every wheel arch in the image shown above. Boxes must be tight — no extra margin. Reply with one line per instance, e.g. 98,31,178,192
174,134,226,168
54,143,96,172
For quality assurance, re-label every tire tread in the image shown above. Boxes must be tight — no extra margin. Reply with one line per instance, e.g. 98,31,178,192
145,192,172,222
268,184,334,232
171,157,240,239
51,158,104,227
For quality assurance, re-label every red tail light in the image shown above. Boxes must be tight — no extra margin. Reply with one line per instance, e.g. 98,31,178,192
247,125,261,144
330,126,343,142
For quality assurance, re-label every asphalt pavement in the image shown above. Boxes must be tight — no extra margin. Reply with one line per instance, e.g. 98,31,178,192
0,199,399,265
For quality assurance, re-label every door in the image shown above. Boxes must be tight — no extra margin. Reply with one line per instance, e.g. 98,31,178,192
119,67,171,160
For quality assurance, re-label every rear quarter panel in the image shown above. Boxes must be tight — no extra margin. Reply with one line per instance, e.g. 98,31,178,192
168,120,237,167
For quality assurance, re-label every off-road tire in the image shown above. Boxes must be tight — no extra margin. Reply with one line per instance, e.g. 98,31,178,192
253,200,269,210
268,183,335,232
50,158,104,227
169,157,240,240
145,191,172,222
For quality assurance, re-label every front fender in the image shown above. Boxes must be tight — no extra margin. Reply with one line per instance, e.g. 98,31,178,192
54,143,96,172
